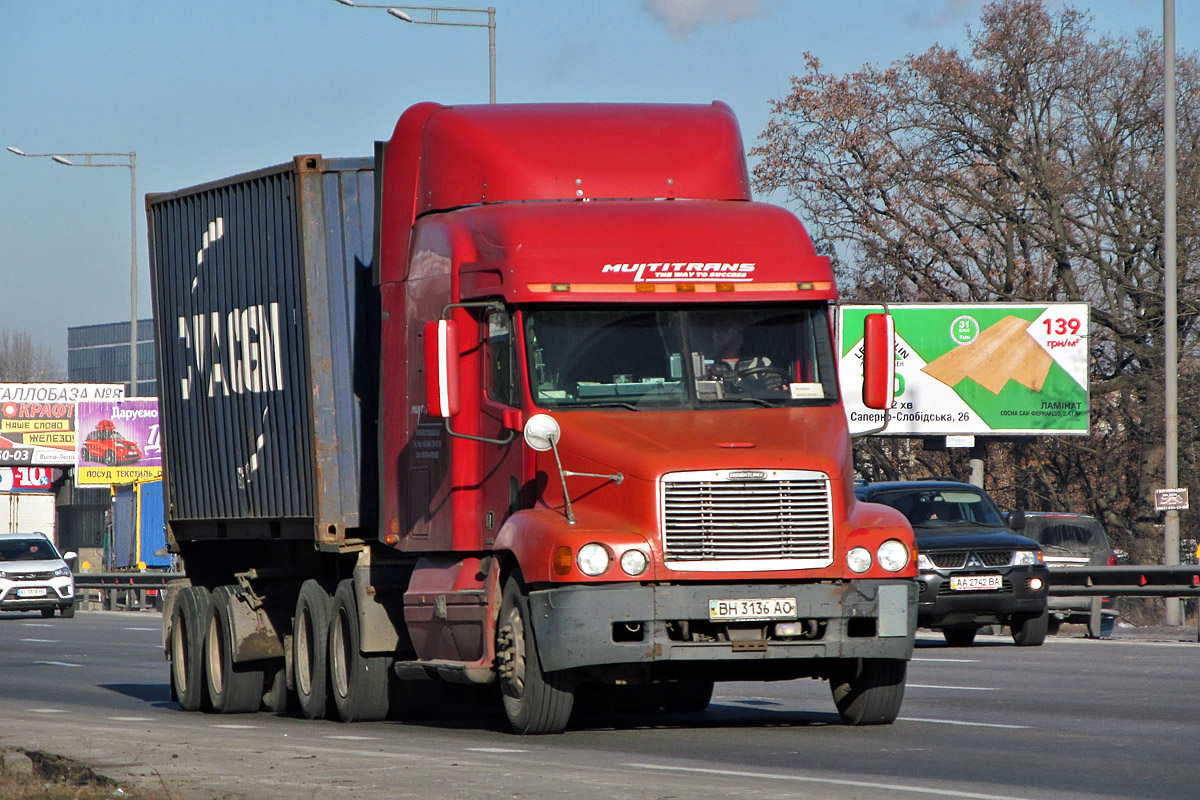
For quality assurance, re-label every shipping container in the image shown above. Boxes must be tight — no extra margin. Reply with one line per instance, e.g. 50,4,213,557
146,156,378,543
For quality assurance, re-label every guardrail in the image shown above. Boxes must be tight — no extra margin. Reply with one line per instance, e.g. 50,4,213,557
74,571,183,612
1046,565,1200,641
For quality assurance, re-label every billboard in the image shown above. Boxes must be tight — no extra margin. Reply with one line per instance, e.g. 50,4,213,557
75,398,162,485
840,304,1089,436
0,467,57,491
0,384,126,466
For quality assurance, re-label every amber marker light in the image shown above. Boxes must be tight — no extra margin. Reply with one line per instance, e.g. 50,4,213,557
553,546,573,576
715,283,735,292
675,283,695,292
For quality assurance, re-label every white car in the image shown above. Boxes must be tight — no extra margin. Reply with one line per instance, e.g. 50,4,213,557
0,533,76,618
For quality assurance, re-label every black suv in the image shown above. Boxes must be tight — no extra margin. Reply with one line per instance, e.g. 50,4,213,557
855,480,1050,646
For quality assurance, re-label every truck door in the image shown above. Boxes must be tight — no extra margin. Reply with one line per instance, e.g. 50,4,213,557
479,307,524,541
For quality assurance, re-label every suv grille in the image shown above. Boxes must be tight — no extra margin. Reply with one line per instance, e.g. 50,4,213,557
11,571,54,582
662,469,833,569
927,550,1014,569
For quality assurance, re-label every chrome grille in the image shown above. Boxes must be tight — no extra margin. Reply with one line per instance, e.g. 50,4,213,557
11,571,54,582
662,469,833,568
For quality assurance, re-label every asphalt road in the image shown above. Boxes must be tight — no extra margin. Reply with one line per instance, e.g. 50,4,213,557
0,611,1196,800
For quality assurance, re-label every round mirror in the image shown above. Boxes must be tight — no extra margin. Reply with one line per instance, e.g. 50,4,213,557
523,413,561,452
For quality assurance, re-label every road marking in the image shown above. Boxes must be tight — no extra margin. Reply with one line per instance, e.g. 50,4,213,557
31,660,82,668
22,638,58,643
467,747,528,754
124,627,158,631
901,717,1029,730
907,684,996,691
323,735,380,741
210,724,262,729
626,763,1034,800
912,657,979,663
29,708,67,714
22,623,52,627
110,717,152,722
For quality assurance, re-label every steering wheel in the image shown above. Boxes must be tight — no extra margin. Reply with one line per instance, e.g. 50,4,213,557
736,366,789,389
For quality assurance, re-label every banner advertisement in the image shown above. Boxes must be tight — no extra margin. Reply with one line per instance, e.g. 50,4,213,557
75,398,162,485
0,466,57,491
0,384,126,466
839,304,1089,437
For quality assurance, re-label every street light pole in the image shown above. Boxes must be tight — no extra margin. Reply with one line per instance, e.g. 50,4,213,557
6,148,140,397
1162,0,1182,626
334,1,497,103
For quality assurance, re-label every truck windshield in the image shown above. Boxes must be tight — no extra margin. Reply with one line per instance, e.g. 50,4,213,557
524,304,838,409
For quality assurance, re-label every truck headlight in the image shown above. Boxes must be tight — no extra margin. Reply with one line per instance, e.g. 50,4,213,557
1013,550,1043,566
619,549,649,576
847,547,872,573
877,539,909,572
576,543,611,576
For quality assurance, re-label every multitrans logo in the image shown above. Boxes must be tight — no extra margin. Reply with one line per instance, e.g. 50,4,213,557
602,262,755,283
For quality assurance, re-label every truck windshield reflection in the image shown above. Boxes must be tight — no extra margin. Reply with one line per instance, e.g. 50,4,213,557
524,304,838,409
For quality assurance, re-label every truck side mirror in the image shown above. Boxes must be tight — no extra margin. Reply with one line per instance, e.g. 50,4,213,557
423,319,461,418
861,312,895,410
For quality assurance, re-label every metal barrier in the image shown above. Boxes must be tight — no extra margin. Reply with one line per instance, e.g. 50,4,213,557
1047,565,1200,641
73,572,182,612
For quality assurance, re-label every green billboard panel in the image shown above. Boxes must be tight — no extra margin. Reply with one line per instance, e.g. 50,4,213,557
839,304,1089,436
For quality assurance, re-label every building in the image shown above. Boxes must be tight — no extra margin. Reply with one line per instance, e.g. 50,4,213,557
67,318,156,397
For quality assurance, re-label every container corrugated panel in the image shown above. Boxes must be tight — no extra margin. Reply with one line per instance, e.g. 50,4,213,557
146,156,377,541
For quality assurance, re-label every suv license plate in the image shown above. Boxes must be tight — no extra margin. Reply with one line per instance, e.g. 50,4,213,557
950,575,1003,591
16,587,48,598
709,597,798,621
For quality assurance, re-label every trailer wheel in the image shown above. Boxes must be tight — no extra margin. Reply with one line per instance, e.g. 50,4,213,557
828,658,906,726
329,579,390,722
497,572,575,734
170,585,211,711
205,585,265,713
293,580,334,720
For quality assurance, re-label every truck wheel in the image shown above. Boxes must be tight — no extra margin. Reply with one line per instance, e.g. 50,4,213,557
294,580,334,719
828,658,906,725
942,625,977,647
661,679,714,713
1011,609,1049,647
205,585,265,713
329,579,390,722
496,572,575,734
170,586,212,711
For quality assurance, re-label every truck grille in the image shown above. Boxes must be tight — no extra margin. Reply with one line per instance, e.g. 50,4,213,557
661,469,833,570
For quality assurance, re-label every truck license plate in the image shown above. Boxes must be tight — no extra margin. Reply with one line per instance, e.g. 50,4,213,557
16,587,48,598
709,597,797,621
950,574,1003,591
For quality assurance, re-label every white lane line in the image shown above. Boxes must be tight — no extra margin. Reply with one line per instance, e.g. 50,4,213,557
211,724,262,729
22,623,52,627
110,717,153,722
323,735,380,741
21,638,58,643
467,747,528,754
900,717,1029,729
912,657,979,663
626,763,1034,800
124,627,158,631
28,708,68,714
31,660,82,668
907,684,996,691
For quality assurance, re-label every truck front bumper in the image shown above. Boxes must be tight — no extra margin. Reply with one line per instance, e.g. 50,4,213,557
527,579,916,674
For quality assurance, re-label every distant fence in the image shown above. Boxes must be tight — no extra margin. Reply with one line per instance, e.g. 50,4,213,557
74,571,181,612
1047,565,1200,641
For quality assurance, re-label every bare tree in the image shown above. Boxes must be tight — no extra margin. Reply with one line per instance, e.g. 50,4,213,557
753,0,1200,560
0,329,63,382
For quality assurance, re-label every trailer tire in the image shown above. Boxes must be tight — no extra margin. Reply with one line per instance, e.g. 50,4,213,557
170,585,211,712
205,585,265,714
497,573,575,734
294,580,334,720
829,658,906,726
329,579,390,722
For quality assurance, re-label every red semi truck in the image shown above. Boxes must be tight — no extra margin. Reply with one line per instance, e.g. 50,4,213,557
148,101,914,735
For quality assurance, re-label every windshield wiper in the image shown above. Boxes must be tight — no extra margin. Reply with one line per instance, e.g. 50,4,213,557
575,401,641,411
705,396,779,408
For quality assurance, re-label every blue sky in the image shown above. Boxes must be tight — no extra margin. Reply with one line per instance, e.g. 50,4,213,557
0,0,1183,359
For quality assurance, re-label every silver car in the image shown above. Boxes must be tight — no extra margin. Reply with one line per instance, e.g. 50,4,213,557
0,533,76,618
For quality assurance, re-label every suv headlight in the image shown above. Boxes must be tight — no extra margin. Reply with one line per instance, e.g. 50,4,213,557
53,566,71,578
877,539,910,572
916,553,935,571
1013,550,1043,566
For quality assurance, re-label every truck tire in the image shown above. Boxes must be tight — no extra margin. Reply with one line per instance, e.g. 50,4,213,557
942,625,977,647
829,658,906,726
329,579,390,722
1011,609,1049,647
170,585,211,712
205,585,266,713
497,573,575,734
294,580,334,720
661,679,714,713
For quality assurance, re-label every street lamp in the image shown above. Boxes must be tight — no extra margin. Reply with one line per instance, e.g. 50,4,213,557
334,1,497,103
7,147,140,397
